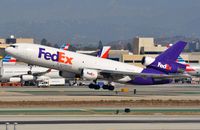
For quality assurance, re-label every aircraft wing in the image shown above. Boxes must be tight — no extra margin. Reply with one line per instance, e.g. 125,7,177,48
32,68,52,76
99,70,190,80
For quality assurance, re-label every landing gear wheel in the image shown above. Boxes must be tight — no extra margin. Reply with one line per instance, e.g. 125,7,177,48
102,85,109,90
94,85,100,90
108,85,114,91
89,84,95,89
88,84,100,90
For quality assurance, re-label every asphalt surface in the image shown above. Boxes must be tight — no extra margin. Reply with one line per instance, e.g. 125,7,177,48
0,84,200,129
2,119,200,124
1,117,200,124
1,83,200,96
1,115,200,130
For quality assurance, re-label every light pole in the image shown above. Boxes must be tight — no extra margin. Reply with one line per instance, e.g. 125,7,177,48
5,122,9,130
14,122,18,130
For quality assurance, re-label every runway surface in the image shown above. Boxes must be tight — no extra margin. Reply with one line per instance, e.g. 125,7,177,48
0,84,200,109
0,84,199,129
0,84,199,114
0,115,200,130
1,83,200,97
1,117,200,124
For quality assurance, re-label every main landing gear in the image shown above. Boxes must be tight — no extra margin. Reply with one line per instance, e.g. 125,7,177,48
88,83,115,91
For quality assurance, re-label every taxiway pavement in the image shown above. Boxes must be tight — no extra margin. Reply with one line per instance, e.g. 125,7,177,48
0,115,200,130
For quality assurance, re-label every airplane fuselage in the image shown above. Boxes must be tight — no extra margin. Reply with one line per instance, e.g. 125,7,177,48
5,43,171,85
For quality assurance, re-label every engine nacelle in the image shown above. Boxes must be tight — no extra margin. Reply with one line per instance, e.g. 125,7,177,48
9,77,21,82
21,75,35,81
59,71,76,78
141,56,155,66
82,69,98,80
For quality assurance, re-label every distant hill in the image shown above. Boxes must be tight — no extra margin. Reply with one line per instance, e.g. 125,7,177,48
155,36,200,45
104,36,200,51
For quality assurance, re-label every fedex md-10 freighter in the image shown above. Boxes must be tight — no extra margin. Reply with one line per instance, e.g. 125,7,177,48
5,41,189,90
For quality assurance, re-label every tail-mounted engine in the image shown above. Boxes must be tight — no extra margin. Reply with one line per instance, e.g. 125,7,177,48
141,56,155,66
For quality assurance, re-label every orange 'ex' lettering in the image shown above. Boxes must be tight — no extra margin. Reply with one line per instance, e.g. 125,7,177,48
58,52,73,65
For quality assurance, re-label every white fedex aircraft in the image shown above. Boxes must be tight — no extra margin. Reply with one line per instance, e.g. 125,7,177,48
5,41,189,90
0,43,71,83
0,45,111,83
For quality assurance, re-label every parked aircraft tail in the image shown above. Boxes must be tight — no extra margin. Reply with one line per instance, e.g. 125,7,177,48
97,46,111,58
60,43,70,50
2,55,16,63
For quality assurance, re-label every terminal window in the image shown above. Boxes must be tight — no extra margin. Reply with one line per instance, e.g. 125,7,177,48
189,61,199,63
124,60,134,63
109,58,119,61
134,60,142,63
144,52,162,54
6,38,16,44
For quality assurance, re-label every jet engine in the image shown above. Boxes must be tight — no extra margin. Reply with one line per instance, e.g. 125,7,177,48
141,56,155,66
82,69,98,80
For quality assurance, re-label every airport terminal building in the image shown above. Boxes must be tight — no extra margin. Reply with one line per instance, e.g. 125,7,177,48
109,37,200,67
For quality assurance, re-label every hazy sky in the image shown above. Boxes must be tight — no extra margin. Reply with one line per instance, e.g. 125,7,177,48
0,0,200,44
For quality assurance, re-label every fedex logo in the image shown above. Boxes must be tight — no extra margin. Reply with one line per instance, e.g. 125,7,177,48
157,62,172,71
38,48,73,65
87,72,95,76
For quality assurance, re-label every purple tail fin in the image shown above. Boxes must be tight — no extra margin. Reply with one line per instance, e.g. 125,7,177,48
156,41,187,62
145,41,187,74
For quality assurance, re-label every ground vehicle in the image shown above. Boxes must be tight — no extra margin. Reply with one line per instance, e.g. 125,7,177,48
37,78,65,87
37,80,49,87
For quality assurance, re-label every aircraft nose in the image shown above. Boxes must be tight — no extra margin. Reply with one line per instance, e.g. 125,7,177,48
5,46,12,54
5,45,18,55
